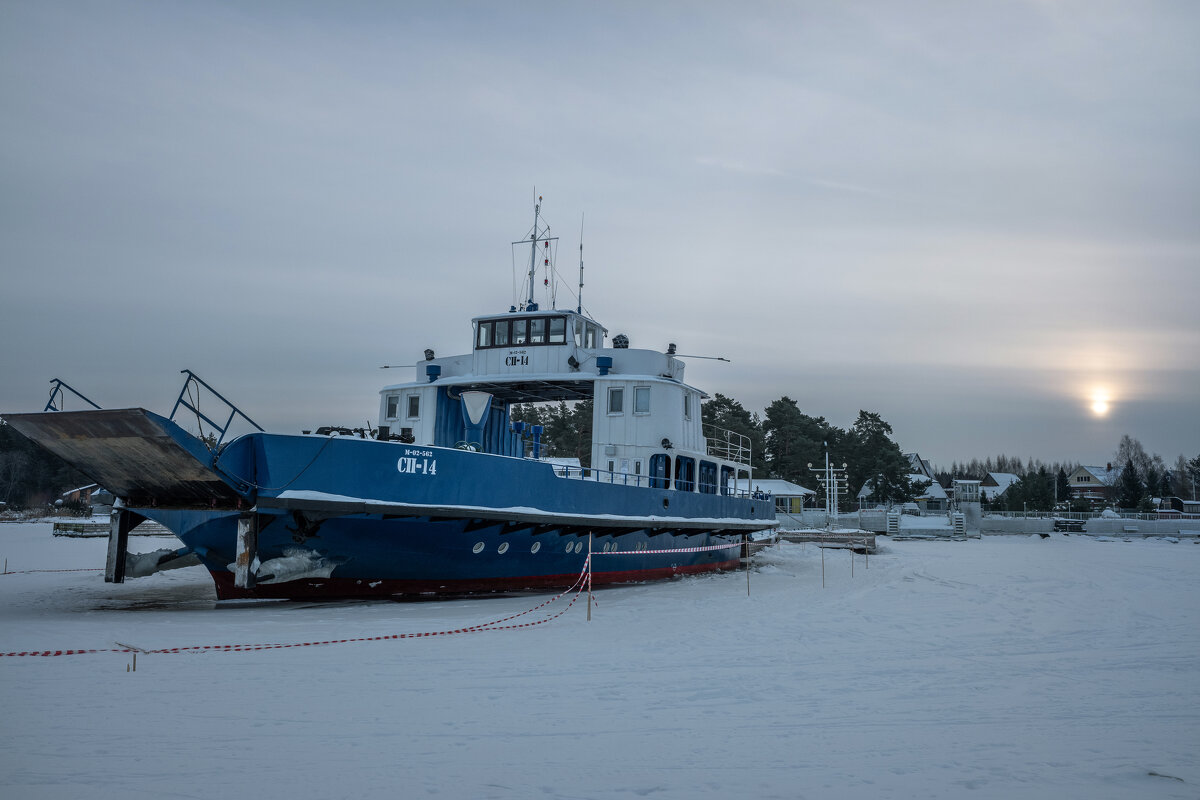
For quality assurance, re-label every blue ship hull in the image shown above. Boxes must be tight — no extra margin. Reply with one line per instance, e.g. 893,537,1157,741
137,507,745,599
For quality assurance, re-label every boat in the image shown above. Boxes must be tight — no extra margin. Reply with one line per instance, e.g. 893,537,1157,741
3,199,777,599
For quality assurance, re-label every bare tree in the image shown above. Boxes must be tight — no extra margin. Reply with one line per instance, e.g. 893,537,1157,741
0,451,30,505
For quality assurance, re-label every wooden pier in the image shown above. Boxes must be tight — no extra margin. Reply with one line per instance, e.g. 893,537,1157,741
779,529,876,553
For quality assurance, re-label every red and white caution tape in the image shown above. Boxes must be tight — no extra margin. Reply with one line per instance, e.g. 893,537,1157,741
1,568,104,575
3,539,746,658
591,541,742,556
1,560,591,658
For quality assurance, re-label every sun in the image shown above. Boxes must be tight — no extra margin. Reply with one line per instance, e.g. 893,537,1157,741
1090,390,1110,417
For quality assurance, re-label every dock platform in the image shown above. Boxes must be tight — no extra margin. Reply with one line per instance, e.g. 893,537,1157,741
779,529,876,553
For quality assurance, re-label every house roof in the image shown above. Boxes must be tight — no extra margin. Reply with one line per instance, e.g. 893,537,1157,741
1072,465,1122,486
858,474,945,500
904,453,935,480
752,479,815,497
981,472,1020,496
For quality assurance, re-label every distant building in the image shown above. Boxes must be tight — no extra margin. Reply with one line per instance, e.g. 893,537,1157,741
858,473,946,511
953,479,981,504
980,472,1020,503
904,453,935,481
60,483,99,505
752,479,815,514
1067,464,1122,504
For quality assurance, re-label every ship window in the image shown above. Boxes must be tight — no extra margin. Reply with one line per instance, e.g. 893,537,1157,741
634,386,650,414
683,393,692,420
675,456,696,492
650,454,670,489
407,394,420,418
573,319,584,346
529,317,546,344
585,325,598,348
698,460,718,494
385,395,399,419
634,460,642,475
608,387,624,414
721,465,735,496
548,316,566,344
512,318,528,345
493,320,510,347
476,321,493,348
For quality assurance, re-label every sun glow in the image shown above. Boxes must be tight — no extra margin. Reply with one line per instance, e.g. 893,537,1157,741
1090,389,1111,417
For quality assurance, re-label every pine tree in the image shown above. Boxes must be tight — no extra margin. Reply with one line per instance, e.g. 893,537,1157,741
1116,457,1144,510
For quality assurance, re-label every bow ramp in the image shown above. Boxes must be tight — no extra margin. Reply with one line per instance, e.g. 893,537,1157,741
3,409,246,507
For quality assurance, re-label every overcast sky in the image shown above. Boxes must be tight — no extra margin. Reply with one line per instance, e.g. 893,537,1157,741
2,1,1197,470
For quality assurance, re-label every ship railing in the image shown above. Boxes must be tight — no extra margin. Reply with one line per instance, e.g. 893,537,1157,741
704,424,752,468
548,462,759,498
169,369,264,450
44,378,104,412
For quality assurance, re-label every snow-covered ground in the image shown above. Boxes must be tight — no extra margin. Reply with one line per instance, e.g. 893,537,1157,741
1,523,1197,800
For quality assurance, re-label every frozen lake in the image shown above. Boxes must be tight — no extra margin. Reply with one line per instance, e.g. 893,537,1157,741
2,522,1197,799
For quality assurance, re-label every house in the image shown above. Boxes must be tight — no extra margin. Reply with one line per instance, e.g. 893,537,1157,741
980,472,1020,503
1067,464,1122,505
858,473,947,511
60,483,99,505
911,475,948,512
752,479,815,514
953,479,981,503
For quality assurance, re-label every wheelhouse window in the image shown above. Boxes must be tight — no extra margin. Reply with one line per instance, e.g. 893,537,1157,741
529,317,546,344
407,394,420,418
474,316,575,349
608,387,624,414
683,393,692,420
634,386,650,414
385,395,399,419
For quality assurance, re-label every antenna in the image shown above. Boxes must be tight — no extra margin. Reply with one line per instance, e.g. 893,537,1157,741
577,212,585,314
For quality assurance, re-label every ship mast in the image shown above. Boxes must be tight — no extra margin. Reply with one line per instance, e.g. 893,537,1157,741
526,196,540,310
512,193,557,311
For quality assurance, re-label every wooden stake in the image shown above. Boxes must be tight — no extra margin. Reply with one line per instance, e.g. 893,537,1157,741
587,533,592,621
746,542,751,597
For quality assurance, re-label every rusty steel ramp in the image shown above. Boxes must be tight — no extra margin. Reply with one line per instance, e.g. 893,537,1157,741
3,409,245,507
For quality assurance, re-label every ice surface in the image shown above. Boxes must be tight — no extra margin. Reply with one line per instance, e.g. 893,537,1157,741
1,523,1198,799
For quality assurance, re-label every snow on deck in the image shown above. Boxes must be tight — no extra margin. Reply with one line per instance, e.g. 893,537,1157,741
1,523,1198,799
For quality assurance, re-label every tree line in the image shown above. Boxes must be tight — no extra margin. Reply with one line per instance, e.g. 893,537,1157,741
513,396,1200,512
513,393,922,506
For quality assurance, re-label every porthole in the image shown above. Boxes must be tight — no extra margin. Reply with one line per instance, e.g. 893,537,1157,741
472,542,485,554
497,542,510,554
663,498,670,509
531,541,541,554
